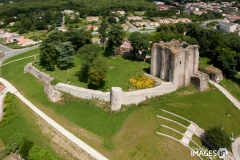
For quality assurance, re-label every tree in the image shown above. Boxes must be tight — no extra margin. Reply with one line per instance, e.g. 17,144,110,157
216,52,237,78
55,41,75,69
19,140,34,159
29,145,56,160
205,125,231,150
128,32,150,58
88,57,108,88
108,24,125,57
98,18,108,48
77,44,101,82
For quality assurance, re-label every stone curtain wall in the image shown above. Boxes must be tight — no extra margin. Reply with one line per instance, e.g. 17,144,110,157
24,63,61,102
24,63,177,111
54,83,110,101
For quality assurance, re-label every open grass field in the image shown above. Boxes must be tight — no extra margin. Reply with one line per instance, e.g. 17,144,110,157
199,57,211,70
1,49,240,159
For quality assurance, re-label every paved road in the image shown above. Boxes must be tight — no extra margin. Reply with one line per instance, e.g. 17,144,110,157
0,44,39,64
0,77,108,160
202,19,222,27
232,137,240,160
209,80,240,110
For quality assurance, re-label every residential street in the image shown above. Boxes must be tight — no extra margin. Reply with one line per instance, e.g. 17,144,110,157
0,44,39,64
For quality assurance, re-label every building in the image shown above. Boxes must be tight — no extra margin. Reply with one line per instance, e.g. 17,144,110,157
127,16,143,21
218,21,238,33
121,24,128,30
18,38,36,46
9,22,15,26
86,16,99,22
116,10,125,15
150,39,209,90
157,4,174,10
62,9,74,15
58,26,67,32
6,36,24,43
86,25,98,32
148,22,160,27
119,41,132,56
134,22,147,27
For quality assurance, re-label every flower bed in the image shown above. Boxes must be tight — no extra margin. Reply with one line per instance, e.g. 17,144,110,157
129,74,155,89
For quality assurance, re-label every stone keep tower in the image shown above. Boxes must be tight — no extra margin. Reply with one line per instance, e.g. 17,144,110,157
150,40,199,89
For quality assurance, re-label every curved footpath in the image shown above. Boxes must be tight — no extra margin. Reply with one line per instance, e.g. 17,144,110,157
0,77,108,160
209,80,240,160
232,137,240,160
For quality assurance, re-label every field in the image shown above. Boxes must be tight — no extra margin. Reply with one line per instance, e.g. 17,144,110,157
1,49,240,159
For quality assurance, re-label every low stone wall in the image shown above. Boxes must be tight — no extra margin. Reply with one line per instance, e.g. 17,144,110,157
24,63,61,102
54,83,110,101
144,73,163,86
24,63,177,110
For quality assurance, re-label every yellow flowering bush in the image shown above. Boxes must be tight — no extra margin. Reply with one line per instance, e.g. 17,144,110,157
129,74,155,89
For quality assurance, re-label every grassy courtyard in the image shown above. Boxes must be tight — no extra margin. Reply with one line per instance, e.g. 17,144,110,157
1,49,240,159
35,50,150,91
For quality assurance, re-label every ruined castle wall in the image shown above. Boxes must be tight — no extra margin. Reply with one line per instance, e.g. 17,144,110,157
54,83,110,101
150,43,159,76
24,63,61,102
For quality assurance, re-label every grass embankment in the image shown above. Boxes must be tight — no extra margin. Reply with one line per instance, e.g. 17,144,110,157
220,74,240,102
1,49,240,159
0,94,63,159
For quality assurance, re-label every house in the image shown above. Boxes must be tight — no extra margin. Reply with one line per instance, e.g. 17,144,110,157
119,41,132,56
159,19,169,24
6,36,24,43
18,38,36,46
225,15,240,22
62,9,74,15
58,26,67,32
0,21,3,25
134,22,147,27
127,16,143,21
86,16,99,22
86,25,98,32
168,19,180,23
9,22,15,26
121,24,129,30
116,10,125,15
148,22,160,27
180,18,192,23
157,4,174,10
229,7,238,12
218,21,238,33
115,17,119,22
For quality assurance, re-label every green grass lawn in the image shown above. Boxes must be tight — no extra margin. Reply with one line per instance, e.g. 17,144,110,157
1,49,240,159
0,94,64,159
35,50,149,91
23,30,47,39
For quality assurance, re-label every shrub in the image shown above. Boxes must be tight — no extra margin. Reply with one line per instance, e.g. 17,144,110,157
129,74,155,89
6,133,25,153
19,140,34,159
205,125,231,150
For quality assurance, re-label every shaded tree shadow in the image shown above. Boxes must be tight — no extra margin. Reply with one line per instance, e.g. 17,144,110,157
143,67,150,74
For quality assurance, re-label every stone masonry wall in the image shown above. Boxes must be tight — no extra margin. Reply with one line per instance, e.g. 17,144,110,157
24,63,61,102
24,63,177,110
54,83,110,101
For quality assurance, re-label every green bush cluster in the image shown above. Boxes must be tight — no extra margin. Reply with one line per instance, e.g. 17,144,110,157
3,133,55,160
0,92,15,128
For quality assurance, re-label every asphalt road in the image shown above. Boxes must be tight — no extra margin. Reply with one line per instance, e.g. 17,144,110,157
0,44,39,64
